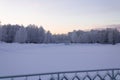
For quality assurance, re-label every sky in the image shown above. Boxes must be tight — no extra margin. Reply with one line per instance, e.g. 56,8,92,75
0,0,120,33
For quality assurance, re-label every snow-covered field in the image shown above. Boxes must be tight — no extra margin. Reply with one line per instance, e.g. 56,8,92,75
0,43,120,76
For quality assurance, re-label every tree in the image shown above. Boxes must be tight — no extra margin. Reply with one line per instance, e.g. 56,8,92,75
14,27,27,43
26,24,40,43
68,30,78,43
44,31,53,43
1,24,21,43
38,26,45,43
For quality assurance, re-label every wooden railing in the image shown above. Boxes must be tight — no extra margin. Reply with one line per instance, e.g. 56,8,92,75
0,68,120,80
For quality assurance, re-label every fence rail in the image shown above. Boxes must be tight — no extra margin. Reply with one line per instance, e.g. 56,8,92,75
0,68,120,80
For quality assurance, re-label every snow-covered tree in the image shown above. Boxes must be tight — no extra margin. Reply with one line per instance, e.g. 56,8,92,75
107,28,120,44
14,27,27,43
1,24,20,42
38,26,45,43
44,31,53,43
26,24,40,43
68,30,78,43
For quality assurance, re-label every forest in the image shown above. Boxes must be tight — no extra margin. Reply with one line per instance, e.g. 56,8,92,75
0,24,120,44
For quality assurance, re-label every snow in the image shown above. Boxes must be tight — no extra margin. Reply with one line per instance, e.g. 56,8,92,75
0,43,120,76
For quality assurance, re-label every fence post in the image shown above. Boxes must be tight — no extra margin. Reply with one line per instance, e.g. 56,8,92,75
25,76,28,80
58,74,60,80
112,69,115,80
11,78,14,80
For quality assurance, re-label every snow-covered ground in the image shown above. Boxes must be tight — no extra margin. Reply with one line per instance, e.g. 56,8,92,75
0,43,120,76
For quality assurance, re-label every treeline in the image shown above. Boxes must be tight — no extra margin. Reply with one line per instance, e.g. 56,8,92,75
0,24,120,44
